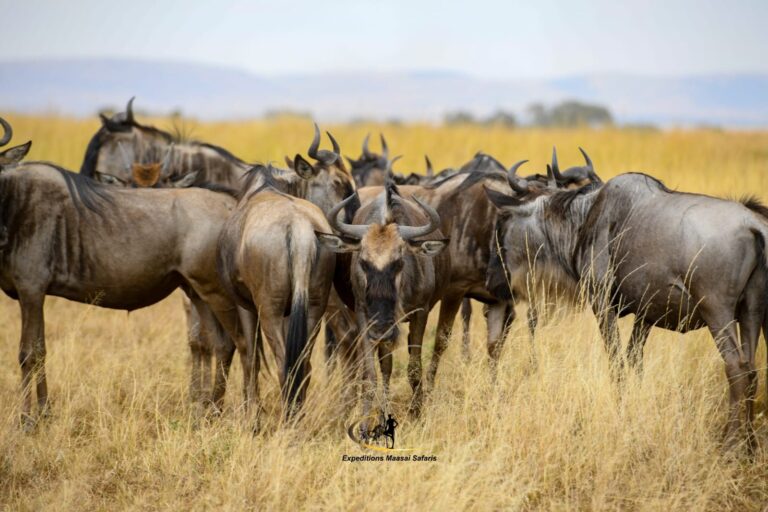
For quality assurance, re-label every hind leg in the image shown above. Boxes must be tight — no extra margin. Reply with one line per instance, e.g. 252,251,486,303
486,301,515,380
426,295,462,387
737,292,762,454
460,298,472,361
626,317,651,376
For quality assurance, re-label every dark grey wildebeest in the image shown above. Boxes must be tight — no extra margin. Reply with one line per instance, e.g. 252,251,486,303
488,172,768,450
81,97,251,188
217,127,356,416
317,182,449,426
0,118,250,429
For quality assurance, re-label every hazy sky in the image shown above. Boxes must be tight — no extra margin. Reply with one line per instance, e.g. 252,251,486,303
1,0,766,78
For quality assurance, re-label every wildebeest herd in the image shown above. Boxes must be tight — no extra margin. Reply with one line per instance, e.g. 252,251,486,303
1,98,766,453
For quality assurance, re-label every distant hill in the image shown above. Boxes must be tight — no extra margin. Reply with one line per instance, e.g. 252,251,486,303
1,58,767,127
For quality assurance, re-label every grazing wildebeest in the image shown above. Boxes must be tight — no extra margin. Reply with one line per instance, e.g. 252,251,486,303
0,118,251,430
217,126,356,415
317,182,449,425
488,172,768,450
81,97,251,188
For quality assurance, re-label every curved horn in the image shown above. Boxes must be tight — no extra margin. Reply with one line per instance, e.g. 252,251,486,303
578,147,593,170
398,196,441,241
328,194,369,239
362,133,373,158
507,159,529,194
117,142,133,172
0,117,12,147
551,147,564,183
326,131,340,156
161,143,175,172
379,134,389,160
387,155,402,172
546,164,559,189
126,96,135,123
424,155,434,178
308,123,321,159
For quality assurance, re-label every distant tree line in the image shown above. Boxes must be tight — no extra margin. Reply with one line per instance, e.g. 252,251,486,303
444,100,616,128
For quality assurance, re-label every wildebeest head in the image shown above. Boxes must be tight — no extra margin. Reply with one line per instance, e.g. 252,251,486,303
287,123,356,216
317,183,447,340
346,133,395,187
0,118,32,168
81,98,200,188
547,147,602,188
99,141,197,188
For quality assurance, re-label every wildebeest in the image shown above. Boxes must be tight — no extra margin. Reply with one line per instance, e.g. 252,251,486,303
317,182,449,424
488,172,768,449
0,118,251,430
81,97,251,188
217,126,356,415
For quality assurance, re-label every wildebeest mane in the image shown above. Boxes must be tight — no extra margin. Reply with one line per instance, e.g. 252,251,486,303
546,181,602,219
739,195,768,220
33,161,115,215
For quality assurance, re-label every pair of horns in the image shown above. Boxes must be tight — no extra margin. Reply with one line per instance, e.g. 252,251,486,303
362,133,389,161
550,146,600,184
327,192,441,241
308,123,341,165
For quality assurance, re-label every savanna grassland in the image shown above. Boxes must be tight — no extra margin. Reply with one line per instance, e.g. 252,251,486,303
1,115,768,511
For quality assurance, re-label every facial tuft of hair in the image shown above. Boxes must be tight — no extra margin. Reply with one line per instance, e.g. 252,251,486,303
132,163,161,187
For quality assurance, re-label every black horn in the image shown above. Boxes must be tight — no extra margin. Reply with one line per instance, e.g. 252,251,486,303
579,146,603,184
424,155,434,178
308,123,321,159
0,117,12,147
507,159,530,195
327,131,341,156
126,96,136,123
551,147,564,184
380,134,389,160
398,196,442,240
362,133,373,159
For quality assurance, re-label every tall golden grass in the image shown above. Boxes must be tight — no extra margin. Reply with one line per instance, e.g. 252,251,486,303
0,115,767,510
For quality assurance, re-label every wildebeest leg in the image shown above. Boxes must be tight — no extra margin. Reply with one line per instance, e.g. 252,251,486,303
237,307,260,413
707,318,749,450
408,311,429,417
18,292,46,431
527,304,538,339
324,323,338,364
594,305,623,382
359,333,378,436
626,317,651,376
378,341,394,407
186,295,215,415
460,298,472,361
486,301,516,379
736,285,762,454
426,295,463,387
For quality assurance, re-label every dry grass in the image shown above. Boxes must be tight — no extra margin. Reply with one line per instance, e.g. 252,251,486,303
1,115,767,511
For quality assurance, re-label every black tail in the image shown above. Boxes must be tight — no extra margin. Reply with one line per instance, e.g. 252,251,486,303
284,292,308,415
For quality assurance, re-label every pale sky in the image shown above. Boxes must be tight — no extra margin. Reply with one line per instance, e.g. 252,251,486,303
1,0,766,79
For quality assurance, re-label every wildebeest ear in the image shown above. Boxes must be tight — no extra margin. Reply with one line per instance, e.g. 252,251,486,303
94,171,127,186
484,185,523,209
0,141,32,167
408,238,448,256
284,155,295,170
293,154,318,179
315,232,361,253
99,114,130,133
170,170,200,188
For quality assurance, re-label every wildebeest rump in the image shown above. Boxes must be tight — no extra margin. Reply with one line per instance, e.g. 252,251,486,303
217,126,356,415
489,172,768,449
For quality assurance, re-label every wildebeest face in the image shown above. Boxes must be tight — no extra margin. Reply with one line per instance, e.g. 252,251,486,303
292,153,355,216
317,222,446,341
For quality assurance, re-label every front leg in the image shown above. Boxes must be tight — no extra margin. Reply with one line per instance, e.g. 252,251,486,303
18,292,46,431
407,311,429,417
